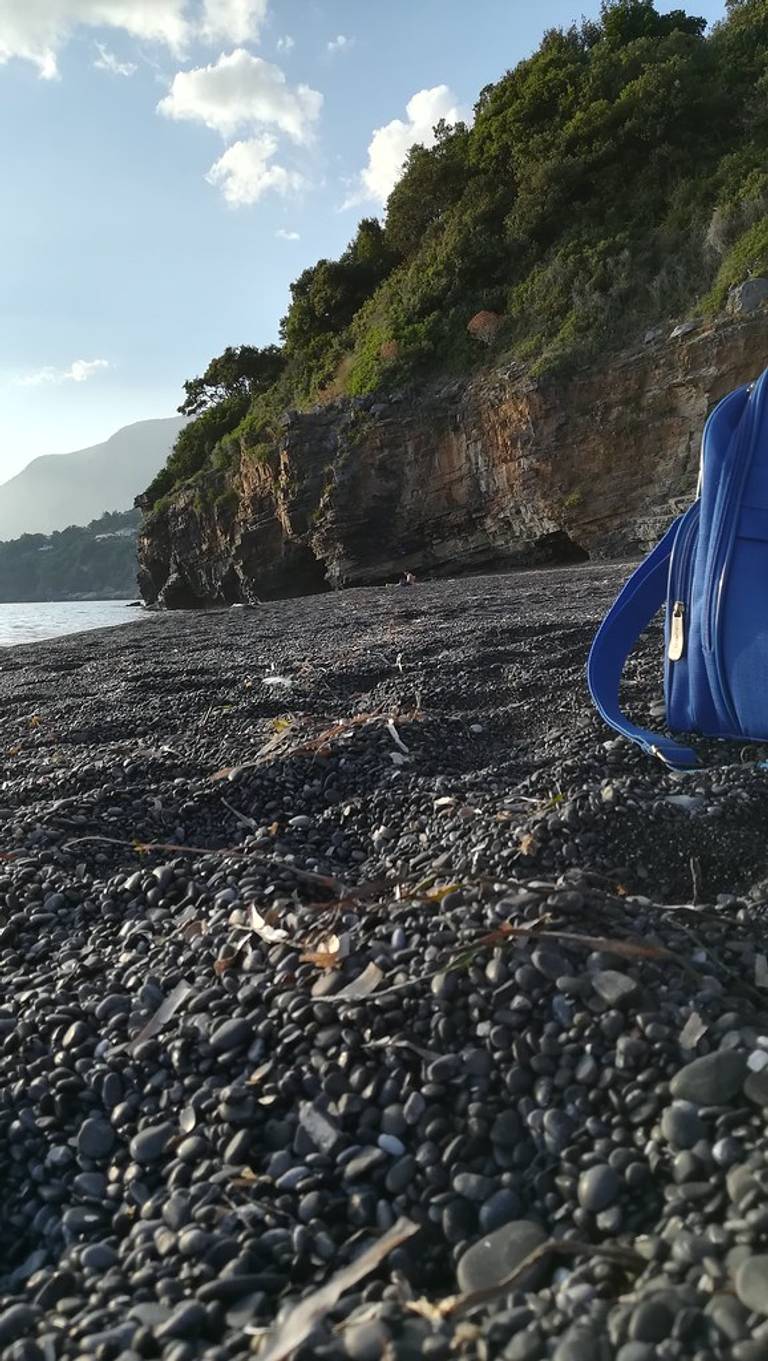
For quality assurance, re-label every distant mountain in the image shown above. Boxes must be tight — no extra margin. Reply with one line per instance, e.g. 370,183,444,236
0,417,185,538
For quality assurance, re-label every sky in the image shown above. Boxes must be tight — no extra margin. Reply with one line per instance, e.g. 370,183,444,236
0,0,727,482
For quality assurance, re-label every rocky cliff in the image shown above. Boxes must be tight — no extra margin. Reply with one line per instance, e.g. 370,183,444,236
138,312,768,608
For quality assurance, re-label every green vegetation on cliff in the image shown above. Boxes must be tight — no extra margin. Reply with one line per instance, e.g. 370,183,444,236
0,510,140,602
144,0,768,510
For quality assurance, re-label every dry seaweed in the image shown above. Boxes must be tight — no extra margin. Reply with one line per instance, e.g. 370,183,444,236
257,1218,418,1361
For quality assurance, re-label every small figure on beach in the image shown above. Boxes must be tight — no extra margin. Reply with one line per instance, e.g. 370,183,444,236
398,571,417,587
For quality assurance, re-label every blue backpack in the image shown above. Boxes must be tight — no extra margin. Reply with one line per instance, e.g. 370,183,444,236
588,369,768,768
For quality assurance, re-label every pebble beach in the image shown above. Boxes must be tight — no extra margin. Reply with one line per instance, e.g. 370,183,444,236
2,565,768,1360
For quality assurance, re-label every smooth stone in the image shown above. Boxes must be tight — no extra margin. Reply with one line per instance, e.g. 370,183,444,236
129,1123,175,1164
343,1148,386,1182
77,1117,115,1161
491,1111,521,1146
553,1331,598,1361
660,1101,704,1149
736,1256,768,1317
457,1221,549,1294
344,1321,391,1360
592,971,640,1006
81,1243,118,1271
744,1070,768,1106
503,1327,544,1361
670,1051,748,1105
385,1157,416,1196
209,1018,252,1053
156,1301,208,1340
628,1299,674,1343
453,1172,494,1202
403,1093,426,1124
479,1189,521,1233
577,1164,619,1212
0,1308,39,1346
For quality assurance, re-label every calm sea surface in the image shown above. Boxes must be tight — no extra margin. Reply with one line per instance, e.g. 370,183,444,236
0,601,143,648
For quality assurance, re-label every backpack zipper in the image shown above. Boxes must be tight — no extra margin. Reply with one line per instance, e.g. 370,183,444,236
668,602,685,661
667,502,699,663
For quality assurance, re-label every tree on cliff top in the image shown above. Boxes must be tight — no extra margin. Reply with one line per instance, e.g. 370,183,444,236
179,345,286,417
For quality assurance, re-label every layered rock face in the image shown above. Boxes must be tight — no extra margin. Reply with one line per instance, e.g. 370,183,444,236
138,314,768,607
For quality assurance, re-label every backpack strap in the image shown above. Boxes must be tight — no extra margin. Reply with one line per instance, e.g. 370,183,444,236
587,516,699,768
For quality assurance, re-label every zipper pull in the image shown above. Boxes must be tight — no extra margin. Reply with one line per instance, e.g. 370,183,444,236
668,601,686,661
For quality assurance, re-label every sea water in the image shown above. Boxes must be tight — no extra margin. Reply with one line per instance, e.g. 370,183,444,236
0,600,142,647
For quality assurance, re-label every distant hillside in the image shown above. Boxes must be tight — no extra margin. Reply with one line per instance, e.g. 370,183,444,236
0,509,141,603
0,417,185,539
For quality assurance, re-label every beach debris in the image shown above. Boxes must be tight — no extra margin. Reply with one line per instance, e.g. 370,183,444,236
387,719,410,754
679,1011,708,1049
244,905,290,945
257,1219,418,1361
331,962,384,1000
300,932,350,969
129,981,194,1053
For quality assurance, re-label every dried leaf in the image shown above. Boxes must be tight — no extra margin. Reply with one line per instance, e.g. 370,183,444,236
258,1218,418,1361
180,919,206,940
519,833,538,857
331,962,384,1000
249,905,289,944
213,951,239,976
222,797,258,831
129,981,193,1053
496,924,675,963
387,720,410,755
425,883,460,902
406,1297,449,1325
232,1167,258,1183
300,932,350,970
247,1061,274,1086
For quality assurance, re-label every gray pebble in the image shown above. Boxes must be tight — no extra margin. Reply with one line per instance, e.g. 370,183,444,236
670,1051,748,1105
736,1255,768,1316
457,1221,549,1293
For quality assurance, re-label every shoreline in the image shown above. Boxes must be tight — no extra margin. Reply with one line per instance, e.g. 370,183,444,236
0,568,767,1358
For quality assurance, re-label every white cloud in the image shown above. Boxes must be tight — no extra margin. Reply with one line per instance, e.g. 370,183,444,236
276,35,294,52
93,41,137,76
0,1,188,79
327,34,353,54
276,227,300,240
345,84,466,208
199,0,268,46
17,359,110,387
158,49,322,142
206,135,304,206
